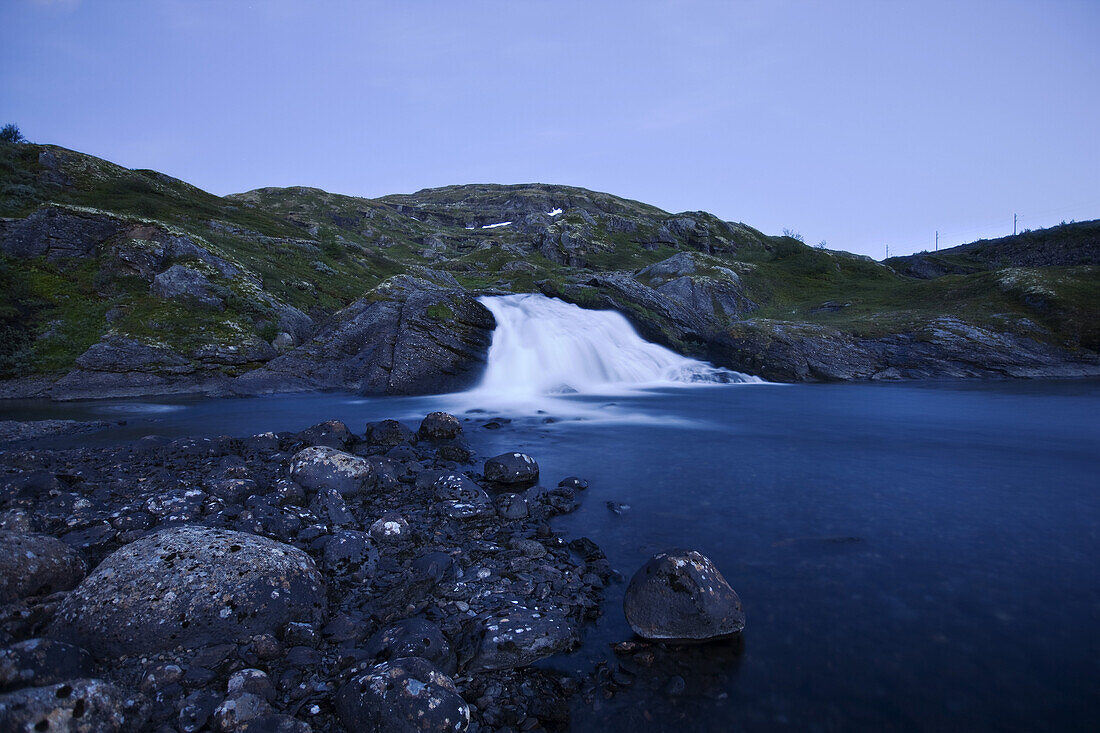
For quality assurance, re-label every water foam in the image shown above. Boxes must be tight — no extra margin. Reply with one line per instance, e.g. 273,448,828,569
455,294,759,416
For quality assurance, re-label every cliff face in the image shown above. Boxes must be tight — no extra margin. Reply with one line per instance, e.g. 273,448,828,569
2,140,1098,399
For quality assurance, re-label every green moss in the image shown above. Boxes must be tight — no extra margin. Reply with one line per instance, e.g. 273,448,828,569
426,303,455,321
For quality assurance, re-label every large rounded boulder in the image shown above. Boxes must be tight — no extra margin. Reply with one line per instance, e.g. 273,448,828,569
472,607,575,670
49,526,325,659
0,531,86,603
335,657,469,733
417,412,461,441
623,549,745,641
288,446,376,495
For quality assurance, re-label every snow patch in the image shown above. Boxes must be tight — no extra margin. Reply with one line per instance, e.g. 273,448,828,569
482,221,512,229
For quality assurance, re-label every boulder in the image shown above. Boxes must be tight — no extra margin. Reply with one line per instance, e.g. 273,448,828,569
472,607,575,670
0,639,94,692
366,419,416,448
484,452,539,488
335,657,469,733
0,531,86,603
366,619,456,674
368,513,410,543
49,526,325,658
151,264,225,310
0,678,148,733
432,473,492,520
288,446,375,495
418,412,461,441
623,549,745,641
294,420,353,449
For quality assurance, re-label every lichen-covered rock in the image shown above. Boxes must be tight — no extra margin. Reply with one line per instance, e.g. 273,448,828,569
472,607,576,670
288,446,375,495
368,513,410,543
432,474,492,520
418,412,461,441
0,639,94,692
294,420,353,449
0,678,148,732
322,530,378,578
623,549,745,641
0,531,86,603
484,452,539,488
49,526,325,658
366,619,456,674
335,657,469,733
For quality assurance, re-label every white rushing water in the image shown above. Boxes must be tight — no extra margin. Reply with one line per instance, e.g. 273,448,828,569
469,294,759,402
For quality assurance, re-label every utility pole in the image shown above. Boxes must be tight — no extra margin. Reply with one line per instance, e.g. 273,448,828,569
886,244,890,259
1014,213,1017,236
935,230,939,251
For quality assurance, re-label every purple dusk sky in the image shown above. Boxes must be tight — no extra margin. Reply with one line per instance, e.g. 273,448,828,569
2,0,1097,258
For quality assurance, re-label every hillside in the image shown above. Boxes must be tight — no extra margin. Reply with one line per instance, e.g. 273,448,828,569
2,140,1098,399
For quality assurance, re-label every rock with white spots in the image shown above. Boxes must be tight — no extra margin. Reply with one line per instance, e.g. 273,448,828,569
0,531,86,603
288,446,376,495
623,549,745,641
472,607,576,670
368,513,410,543
483,452,539,488
48,526,326,659
335,656,470,733
432,473,492,520
417,412,462,441
0,678,148,732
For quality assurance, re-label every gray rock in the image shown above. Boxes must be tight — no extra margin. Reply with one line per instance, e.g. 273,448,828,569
49,526,325,658
322,530,378,577
484,452,539,488
366,419,416,447
288,446,376,495
74,336,192,374
494,493,528,520
232,276,494,396
0,206,124,260
295,419,353,449
0,639,94,692
623,549,745,641
368,513,410,542
418,411,461,441
0,678,148,732
0,531,86,603
151,264,225,310
432,473,492,520
213,692,271,732
335,657,469,733
472,607,576,670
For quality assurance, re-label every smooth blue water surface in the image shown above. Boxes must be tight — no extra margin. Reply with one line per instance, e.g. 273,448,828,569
3,380,1098,731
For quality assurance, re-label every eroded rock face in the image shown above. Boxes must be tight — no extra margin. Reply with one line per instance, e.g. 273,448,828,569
335,657,470,733
472,608,576,670
483,453,539,488
0,678,148,733
0,531,86,603
288,446,375,495
151,264,225,310
233,277,495,396
49,526,325,658
623,549,745,641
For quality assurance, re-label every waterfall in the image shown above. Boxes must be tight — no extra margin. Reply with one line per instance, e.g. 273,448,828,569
471,294,759,399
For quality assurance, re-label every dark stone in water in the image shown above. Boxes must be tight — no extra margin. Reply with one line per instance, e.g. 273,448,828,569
484,452,539,488
623,549,745,642
418,411,462,441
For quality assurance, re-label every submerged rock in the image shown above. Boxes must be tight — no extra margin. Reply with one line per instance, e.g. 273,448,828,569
335,657,470,733
0,531,86,603
623,549,745,641
484,452,539,488
49,526,325,658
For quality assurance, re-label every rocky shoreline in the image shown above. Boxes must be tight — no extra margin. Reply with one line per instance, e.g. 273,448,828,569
0,412,616,731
